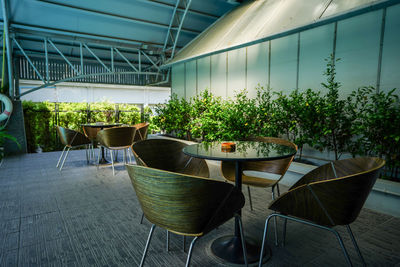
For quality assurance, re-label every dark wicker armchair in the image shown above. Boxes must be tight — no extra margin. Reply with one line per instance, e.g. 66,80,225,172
126,164,248,267
56,125,91,171
258,157,385,267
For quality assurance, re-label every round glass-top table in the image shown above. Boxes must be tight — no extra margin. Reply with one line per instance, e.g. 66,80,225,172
183,141,297,265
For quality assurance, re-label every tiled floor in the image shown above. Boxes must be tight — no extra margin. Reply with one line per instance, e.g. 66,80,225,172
0,150,399,266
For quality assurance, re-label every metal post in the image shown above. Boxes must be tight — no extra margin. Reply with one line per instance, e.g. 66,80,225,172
1,0,14,97
44,38,49,82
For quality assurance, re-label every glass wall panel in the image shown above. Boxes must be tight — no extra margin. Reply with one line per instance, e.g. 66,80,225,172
185,61,197,100
247,42,268,98
197,56,211,93
380,4,400,94
298,23,335,92
270,34,297,94
211,53,227,97
171,63,185,98
227,48,246,98
335,10,382,96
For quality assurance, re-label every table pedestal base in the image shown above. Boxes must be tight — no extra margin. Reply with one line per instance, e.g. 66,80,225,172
211,235,270,265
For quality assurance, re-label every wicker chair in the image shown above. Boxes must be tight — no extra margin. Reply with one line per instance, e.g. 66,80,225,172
133,122,150,142
96,126,136,175
132,138,209,178
258,157,385,267
56,126,91,170
126,164,248,267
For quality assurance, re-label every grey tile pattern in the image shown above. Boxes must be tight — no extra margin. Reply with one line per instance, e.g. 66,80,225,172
0,150,399,266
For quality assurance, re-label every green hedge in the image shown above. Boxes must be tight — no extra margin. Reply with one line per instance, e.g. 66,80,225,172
154,56,400,181
22,101,147,153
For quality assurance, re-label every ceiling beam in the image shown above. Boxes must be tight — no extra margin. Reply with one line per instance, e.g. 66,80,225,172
36,0,201,35
138,0,219,19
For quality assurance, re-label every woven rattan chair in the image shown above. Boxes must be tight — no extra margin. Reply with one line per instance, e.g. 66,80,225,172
221,137,297,245
258,157,385,267
132,138,209,178
133,122,149,142
56,125,91,171
132,138,210,250
82,125,101,162
96,126,136,175
126,164,248,267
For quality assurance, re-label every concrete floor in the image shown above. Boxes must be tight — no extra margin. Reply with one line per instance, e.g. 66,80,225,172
0,150,399,266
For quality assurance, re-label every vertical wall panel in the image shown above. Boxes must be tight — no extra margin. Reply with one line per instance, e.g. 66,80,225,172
210,53,227,97
197,56,211,94
171,63,185,98
227,48,246,98
298,23,335,91
247,42,268,98
380,4,400,94
336,10,381,96
185,61,197,100
270,34,298,94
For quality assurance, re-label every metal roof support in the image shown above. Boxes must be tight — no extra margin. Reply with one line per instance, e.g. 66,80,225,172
48,39,79,74
13,38,46,83
79,42,84,74
141,51,160,72
171,0,192,59
138,50,141,72
16,70,161,98
36,0,199,35
44,38,49,82
83,43,111,72
163,0,180,53
110,47,114,72
114,48,138,72
1,0,14,97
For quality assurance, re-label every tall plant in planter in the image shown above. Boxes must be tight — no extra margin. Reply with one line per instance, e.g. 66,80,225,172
190,89,224,141
320,55,353,160
220,89,258,140
154,94,192,139
349,86,400,180
254,86,280,137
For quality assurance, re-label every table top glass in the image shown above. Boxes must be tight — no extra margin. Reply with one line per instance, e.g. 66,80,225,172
81,122,122,128
183,141,297,162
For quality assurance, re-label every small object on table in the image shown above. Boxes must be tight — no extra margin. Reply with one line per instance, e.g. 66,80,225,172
221,142,236,152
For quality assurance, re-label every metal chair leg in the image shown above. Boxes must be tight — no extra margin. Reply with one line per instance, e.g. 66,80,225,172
259,214,274,267
332,228,353,266
140,224,156,267
247,186,253,211
282,218,287,247
110,150,115,176
185,236,199,267
140,213,144,224
271,188,278,246
59,147,71,171
346,225,366,266
236,215,248,267
166,230,169,251
85,144,89,163
128,147,132,163
56,146,67,168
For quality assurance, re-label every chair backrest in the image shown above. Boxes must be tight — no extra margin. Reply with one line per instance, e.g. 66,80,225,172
82,126,100,140
97,126,136,148
133,122,149,142
132,138,209,177
221,137,297,184
269,157,385,226
56,125,89,147
126,164,244,235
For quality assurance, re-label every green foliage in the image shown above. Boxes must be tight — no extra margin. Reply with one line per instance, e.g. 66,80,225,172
254,85,279,137
0,130,20,161
153,94,192,139
23,101,54,152
190,90,224,141
23,101,149,152
348,86,400,180
319,55,353,160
